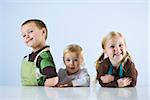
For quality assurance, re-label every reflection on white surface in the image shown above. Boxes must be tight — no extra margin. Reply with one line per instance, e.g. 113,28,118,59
0,86,149,100
94,87,138,100
45,87,91,100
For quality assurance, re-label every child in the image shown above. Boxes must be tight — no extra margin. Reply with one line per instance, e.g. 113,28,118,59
96,31,138,87
57,44,90,87
21,19,58,86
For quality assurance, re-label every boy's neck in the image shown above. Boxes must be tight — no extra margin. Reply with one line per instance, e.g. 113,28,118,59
32,43,46,52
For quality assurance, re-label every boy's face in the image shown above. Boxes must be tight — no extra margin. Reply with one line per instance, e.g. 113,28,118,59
64,52,81,75
104,36,127,65
21,22,45,50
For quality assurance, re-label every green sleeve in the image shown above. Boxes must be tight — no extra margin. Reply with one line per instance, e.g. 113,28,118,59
39,51,55,70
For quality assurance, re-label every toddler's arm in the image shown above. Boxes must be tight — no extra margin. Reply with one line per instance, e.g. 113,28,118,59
71,68,90,87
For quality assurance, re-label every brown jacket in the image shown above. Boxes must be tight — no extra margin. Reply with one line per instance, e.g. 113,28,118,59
97,58,138,87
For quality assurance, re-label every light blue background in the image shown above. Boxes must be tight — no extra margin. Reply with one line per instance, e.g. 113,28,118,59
0,0,148,86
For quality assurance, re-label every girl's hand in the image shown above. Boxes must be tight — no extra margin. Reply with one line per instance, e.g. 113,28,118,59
100,74,114,83
117,78,132,87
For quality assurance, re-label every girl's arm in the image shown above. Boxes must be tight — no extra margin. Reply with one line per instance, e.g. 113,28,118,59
71,68,90,87
117,77,132,87
56,68,90,87
97,74,118,87
100,74,114,83
97,64,118,87
124,61,138,87
56,68,73,87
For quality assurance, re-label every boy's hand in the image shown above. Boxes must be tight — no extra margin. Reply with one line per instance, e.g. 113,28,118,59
100,74,114,83
55,82,73,87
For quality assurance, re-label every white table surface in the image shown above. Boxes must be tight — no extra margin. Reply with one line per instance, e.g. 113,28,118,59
0,85,149,100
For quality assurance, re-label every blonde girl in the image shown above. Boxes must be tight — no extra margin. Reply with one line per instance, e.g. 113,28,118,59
96,31,138,87
57,44,90,87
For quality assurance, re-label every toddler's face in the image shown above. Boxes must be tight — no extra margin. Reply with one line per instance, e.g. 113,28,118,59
64,52,81,75
21,22,44,50
104,36,127,65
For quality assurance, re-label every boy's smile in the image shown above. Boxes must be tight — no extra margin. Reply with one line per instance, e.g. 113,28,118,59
21,22,46,52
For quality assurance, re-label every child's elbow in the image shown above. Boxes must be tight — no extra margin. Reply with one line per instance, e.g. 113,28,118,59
44,76,58,87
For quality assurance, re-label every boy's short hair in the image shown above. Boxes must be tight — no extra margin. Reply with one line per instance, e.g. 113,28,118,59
21,19,48,40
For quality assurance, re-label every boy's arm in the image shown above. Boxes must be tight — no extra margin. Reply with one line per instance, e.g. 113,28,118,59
38,51,58,86
43,67,58,86
44,76,58,87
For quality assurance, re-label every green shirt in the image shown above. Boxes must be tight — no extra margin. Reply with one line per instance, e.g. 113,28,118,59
21,46,57,86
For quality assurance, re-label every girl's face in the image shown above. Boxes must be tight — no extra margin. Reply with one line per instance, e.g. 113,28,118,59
64,52,82,75
21,22,45,51
104,36,127,65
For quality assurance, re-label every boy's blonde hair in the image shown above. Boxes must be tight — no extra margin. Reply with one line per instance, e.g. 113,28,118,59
63,44,84,65
21,19,48,40
96,31,131,70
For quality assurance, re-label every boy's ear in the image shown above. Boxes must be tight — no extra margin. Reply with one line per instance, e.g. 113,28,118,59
41,28,46,38
42,28,46,34
43,30,45,33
